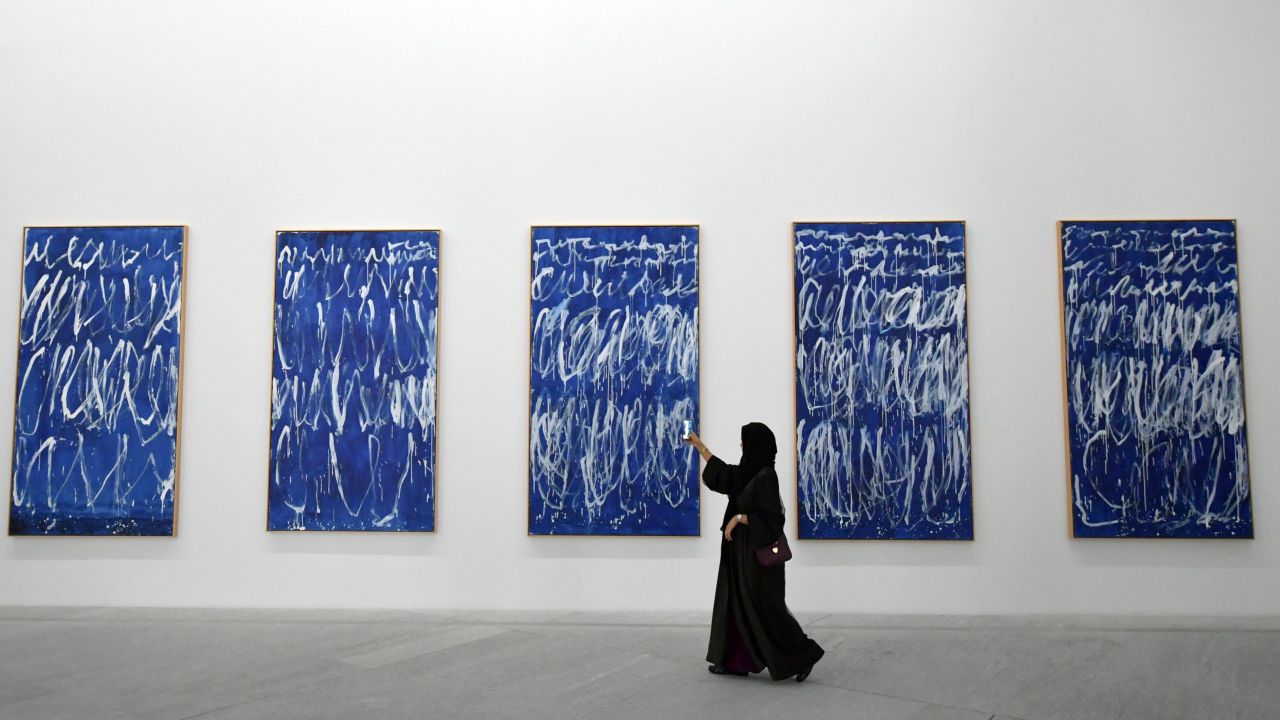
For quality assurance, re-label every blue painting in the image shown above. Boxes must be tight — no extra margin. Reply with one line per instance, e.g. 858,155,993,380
10,226,186,536
268,230,439,531
794,222,973,540
528,225,699,536
1061,220,1252,538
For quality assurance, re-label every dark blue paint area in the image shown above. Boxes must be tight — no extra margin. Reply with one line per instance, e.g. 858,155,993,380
10,226,186,537
268,231,439,532
794,222,973,540
528,226,700,536
1061,220,1252,538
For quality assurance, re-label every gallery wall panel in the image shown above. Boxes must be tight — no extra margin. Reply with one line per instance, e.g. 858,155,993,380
1,1,1277,614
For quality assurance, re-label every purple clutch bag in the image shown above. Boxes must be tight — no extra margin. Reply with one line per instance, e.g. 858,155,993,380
755,534,792,566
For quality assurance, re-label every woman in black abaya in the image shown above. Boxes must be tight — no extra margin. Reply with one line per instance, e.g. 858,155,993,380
686,422,824,682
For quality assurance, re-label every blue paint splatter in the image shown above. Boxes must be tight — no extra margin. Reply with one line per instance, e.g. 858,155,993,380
795,222,973,540
268,230,438,532
528,226,699,536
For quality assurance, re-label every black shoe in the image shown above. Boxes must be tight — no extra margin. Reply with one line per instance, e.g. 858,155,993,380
708,664,748,677
795,648,824,682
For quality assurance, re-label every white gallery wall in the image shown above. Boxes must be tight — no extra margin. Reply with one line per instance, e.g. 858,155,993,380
1,0,1278,615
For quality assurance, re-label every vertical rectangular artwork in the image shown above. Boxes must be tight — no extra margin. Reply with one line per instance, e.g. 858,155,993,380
528,225,699,535
268,230,439,531
1060,220,1252,538
794,222,973,540
10,226,187,536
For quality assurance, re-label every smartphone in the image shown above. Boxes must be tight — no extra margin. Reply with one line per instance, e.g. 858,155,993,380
683,420,693,439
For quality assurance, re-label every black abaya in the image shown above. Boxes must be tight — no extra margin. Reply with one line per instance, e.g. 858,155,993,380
703,452,824,681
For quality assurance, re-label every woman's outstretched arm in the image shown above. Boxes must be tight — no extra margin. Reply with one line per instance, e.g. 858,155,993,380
685,431,713,462
687,432,734,495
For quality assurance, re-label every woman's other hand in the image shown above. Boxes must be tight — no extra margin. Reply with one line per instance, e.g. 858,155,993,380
723,515,738,541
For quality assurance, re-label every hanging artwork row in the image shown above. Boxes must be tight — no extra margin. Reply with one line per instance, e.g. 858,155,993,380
5,220,1254,540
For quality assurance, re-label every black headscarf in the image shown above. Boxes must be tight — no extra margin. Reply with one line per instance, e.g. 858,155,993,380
738,422,777,484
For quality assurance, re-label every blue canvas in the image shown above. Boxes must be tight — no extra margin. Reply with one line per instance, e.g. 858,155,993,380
528,225,699,536
268,230,439,531
1061,220,1252,538
794,222,973,540
10,226,186,536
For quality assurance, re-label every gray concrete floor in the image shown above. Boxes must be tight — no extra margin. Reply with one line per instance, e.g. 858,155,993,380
0,608,1277,720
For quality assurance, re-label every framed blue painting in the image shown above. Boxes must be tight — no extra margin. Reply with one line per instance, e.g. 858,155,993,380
794,222,973,540
268,230,440,532
10,225,188,536
528,225,700,536
1060,220,1252,538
